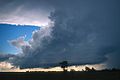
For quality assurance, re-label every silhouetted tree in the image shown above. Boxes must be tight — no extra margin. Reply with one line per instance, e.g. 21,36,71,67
85,66,96,71
59,61,68,71
85,66,91,71
70,69,75,72
91,67,96,71
82,69,84,71
111,68,120,71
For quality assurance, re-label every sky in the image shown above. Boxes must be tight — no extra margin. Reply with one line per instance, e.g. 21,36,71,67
0,0,120,72
0,24,40,54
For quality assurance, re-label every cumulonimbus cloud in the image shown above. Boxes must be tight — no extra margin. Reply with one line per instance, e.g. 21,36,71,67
3,0,120,69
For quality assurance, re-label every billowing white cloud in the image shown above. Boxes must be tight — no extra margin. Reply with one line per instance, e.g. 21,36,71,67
9,36,29,48
0,61,13,69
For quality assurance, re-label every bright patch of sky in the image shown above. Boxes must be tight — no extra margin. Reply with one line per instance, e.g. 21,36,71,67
0,24,40,54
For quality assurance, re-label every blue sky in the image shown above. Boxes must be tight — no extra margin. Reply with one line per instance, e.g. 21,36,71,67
0,24,40,54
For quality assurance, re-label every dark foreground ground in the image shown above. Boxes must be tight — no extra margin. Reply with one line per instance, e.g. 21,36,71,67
0,71,120,80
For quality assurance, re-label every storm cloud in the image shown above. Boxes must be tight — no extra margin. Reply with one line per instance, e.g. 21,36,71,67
0,53,15,62
5,0,120,68
0,0,52,26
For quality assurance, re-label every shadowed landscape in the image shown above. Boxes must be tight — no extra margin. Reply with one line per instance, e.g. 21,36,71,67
0,69,120,80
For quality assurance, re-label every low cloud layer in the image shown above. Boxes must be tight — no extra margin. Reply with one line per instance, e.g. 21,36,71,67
1,0,120,69
0,53,15,62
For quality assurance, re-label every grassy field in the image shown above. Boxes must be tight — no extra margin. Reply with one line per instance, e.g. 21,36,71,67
0,71,120,80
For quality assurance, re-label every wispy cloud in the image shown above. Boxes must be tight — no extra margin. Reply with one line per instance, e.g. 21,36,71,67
0,0,53,26
8,36,29,49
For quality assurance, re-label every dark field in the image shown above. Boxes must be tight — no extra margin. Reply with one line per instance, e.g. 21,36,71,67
0,71,120,80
